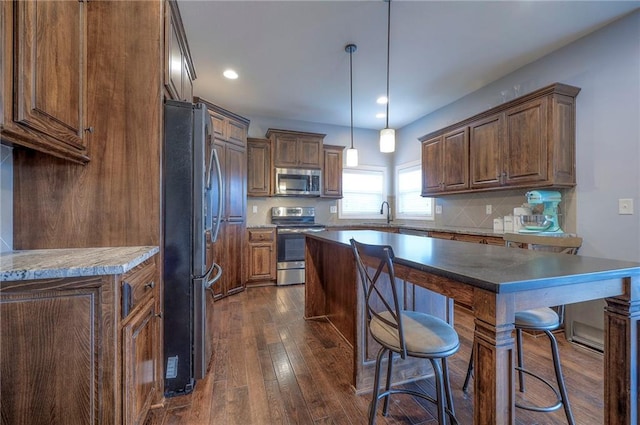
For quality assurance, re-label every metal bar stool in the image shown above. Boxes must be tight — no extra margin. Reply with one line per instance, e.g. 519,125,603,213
350,239,460,425
462,233,583,425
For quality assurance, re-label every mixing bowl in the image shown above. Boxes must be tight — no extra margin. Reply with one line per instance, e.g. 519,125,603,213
519,215,553,231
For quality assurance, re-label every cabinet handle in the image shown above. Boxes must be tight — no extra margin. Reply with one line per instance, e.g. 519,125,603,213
84,126,94,133
145,281,156,289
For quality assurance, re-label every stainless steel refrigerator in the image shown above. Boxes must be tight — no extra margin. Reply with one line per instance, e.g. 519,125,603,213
163,100,222,396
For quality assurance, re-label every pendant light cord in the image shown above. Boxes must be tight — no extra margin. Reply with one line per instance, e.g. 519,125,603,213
349,46,354,149
385,0,391,130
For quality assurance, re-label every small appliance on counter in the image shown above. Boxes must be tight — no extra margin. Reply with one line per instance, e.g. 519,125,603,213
519,190,563,234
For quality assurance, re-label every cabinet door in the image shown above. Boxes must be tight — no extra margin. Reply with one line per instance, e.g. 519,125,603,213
248,243,276,281
298,136,321,168
504,97,548,185
227,118,247,147
442,128,469,191
247,139,271,197
421,135,444,194
122,296,159,425
273,134,298,167
1,279,102,425
322,146,343,197
225,144,246,222
470,114,504,189
12,0,87,152
166,13,183,100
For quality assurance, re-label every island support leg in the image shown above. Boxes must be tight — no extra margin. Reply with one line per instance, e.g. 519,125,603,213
473,290,516,425
604,276,640,425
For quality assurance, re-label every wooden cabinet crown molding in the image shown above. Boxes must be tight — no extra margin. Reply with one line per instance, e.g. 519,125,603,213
418,83,580,143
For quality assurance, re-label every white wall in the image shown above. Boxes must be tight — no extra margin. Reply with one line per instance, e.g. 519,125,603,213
396,10,640,263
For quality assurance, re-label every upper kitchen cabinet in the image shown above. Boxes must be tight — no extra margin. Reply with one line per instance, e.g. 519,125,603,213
165,0,195,102
195,97,248,148
267,128,325,169
247,137,271,197
420,127,469,195
1,0,90,164
322,144,344,198
420,83,580,196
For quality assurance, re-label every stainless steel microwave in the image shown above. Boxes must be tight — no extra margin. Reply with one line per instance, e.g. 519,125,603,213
274,168,322,196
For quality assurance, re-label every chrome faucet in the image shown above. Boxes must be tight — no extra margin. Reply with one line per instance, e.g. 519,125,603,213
380,201,392,224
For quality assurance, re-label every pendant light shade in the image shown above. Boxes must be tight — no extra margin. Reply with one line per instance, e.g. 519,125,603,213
379,128,395,153
345,43,358,167
379,0,395,153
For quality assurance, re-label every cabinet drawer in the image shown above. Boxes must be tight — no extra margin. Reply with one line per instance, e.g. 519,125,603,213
248,229,275,243
121,259,157,318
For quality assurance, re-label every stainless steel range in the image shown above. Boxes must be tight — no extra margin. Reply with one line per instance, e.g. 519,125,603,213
271,207,326,285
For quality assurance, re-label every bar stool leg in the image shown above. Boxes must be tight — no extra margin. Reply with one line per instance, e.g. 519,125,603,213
462,346,474,393
382,350,394,415
442,358,455,418
516,329,526,392
369,348,387,425
546,330,576,425
430,358,447,425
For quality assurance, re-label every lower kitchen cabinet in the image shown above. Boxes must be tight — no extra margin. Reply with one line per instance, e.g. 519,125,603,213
246,228,277,285
0,255,161,425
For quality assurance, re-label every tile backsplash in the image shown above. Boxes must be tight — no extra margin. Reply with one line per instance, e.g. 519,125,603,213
0,145,13,252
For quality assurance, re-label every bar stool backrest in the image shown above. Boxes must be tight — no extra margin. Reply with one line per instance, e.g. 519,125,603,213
350,239,408,359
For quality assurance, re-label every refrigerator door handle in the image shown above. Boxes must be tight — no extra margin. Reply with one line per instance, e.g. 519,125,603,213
205,262,223,290
211,148,223,243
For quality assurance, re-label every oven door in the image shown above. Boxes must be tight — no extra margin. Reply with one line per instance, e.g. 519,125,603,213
276,229,306,285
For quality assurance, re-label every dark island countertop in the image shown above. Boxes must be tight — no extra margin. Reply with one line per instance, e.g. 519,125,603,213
305,230,640,294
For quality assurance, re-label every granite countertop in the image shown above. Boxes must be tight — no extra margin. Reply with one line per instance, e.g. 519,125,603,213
0,246,159,282
307,230,640,293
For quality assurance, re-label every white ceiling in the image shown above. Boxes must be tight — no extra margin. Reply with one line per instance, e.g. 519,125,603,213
178,0,639,130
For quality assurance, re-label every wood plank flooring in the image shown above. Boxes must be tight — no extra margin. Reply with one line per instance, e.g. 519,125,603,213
147,285,604,425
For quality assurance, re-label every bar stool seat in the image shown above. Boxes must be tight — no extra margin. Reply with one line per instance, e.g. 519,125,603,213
515,307,560,330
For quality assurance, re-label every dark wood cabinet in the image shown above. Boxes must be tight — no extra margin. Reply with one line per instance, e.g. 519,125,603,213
322,144,344,198
1,0,89,163
246,228,277,285
421,127,469,195
247,138,272,197
267,128,324,169
0,256,160,425
165,0,195,102
421,83,580,196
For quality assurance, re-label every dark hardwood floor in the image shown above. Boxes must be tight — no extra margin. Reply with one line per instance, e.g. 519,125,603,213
147,284,604,425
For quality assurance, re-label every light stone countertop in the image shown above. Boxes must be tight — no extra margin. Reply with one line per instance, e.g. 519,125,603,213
1,246,159,282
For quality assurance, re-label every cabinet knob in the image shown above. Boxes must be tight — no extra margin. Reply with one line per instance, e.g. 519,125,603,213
84,126,94,133
145,281,156,289
155,312,163,319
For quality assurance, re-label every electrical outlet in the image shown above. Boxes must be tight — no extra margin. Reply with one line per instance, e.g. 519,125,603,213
485,205,492,215
435,205,442,214
330,205,337,214
252,205,258,214
619,198,634,215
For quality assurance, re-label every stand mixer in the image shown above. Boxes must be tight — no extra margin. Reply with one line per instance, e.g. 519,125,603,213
519,190,563,233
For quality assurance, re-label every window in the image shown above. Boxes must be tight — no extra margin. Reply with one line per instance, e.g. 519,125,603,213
395,161,434,220
339,166,387,219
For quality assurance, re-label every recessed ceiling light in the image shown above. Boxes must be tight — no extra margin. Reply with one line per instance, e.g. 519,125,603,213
223,69,238,80
376,113,386,119
376,96,388,105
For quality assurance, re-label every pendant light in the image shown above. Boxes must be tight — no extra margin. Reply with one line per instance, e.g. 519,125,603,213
345,44,358,167
379,0,395,153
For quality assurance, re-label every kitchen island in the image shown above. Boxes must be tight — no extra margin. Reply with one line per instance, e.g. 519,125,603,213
304,230,640,425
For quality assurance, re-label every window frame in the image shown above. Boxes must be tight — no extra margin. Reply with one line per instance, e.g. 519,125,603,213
395,160,434,220
338,165,388,220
